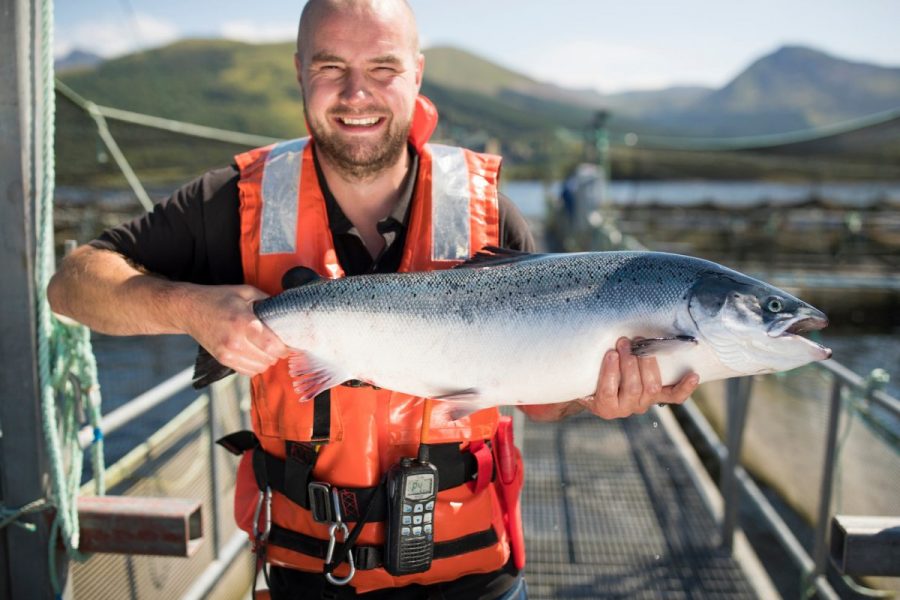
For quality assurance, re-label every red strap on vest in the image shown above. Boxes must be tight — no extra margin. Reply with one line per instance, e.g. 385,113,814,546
465,440,493,495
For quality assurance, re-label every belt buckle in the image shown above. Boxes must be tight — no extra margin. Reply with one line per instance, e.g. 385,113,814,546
308,481,334,523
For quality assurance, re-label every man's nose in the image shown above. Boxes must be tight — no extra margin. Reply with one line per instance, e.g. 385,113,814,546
339,69,371,103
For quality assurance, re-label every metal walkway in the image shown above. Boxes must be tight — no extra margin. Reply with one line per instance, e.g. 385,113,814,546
519,409,762,599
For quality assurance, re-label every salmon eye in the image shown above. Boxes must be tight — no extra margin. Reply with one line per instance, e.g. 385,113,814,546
765,297,784,313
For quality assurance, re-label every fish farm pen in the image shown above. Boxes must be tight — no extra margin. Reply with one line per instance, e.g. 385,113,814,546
4,1,900,598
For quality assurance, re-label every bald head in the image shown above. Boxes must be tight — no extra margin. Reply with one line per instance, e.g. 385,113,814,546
297,0,420,67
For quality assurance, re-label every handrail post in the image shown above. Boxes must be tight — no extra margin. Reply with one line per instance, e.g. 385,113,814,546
0,0,68,595
721,376,753,552
811,377,844,578
207,384,222,560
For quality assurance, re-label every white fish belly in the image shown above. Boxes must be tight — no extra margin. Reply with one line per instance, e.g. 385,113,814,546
269,305,738,408
279,310,608,406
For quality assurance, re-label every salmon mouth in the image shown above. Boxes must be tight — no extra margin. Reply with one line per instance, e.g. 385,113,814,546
774,315,832,359
785,315,828,335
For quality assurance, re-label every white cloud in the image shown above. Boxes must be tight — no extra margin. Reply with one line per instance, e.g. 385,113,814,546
529,39,722,93
55,13,180,58
219,21,297,44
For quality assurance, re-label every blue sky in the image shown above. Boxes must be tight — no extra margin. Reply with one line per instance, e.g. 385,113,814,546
56,0,900,93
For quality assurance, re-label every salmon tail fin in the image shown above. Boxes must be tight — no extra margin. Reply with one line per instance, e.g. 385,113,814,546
192,345,236,389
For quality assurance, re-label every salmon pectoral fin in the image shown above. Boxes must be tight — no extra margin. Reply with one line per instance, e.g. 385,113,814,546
287,351,351,402
631,335,698,357
430,389,486,421
192,345,236,389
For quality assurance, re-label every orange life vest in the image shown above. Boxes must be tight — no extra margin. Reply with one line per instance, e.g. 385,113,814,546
232,97,522,592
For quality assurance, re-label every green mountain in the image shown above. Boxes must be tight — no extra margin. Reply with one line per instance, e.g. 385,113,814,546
651,46,900,136
60,39,305,137
55,40,900,185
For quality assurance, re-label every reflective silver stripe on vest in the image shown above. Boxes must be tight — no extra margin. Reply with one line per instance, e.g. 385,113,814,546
429,144,471,261
260,137,309,255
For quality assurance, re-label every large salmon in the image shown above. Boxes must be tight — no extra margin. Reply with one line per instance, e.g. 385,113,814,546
193,248,831,416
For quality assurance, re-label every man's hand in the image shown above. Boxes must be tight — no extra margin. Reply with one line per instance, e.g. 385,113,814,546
176,284,291,377
578,337,698,419
519,336,699,422
47,245,289,378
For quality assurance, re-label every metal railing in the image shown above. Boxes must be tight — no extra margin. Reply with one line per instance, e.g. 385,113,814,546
76,365,252,599
709,361,898,598
583,210,899,598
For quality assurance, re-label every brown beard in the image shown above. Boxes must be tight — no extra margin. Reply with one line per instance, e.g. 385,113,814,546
305,106,410,180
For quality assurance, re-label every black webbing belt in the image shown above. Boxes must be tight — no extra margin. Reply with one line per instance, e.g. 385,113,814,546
268,523,499,571
216,431,493,523
217,430,498,570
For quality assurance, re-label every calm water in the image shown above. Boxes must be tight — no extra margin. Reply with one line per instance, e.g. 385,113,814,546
500,179,900,217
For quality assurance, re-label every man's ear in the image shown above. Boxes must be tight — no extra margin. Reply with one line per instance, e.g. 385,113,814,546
415,52,424,90
294,52,303,86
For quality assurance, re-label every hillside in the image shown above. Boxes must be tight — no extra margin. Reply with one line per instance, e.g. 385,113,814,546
56,40,900,184
652,46,900,136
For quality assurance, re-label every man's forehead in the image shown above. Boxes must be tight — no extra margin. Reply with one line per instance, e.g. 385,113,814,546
310,50,405,64
299,0,418,59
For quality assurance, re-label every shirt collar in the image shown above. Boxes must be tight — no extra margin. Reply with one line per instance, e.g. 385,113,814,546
314,144,418,237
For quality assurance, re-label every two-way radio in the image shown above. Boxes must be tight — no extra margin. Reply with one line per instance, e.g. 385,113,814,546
384,456,438,575
383,399,443,575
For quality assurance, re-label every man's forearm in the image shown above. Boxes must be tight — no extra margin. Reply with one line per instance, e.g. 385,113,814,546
47,245,193,336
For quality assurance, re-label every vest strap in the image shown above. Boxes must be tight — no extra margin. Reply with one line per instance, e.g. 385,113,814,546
267,523,499,571
311,390,331,442
216,432,494,523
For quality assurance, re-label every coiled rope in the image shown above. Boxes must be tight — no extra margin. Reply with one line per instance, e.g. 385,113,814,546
5,0,109,594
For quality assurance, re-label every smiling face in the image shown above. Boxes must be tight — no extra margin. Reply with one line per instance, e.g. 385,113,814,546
295,0,424,180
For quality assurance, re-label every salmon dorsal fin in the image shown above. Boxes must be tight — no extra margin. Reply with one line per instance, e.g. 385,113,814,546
281,266,322,291
453,246,547,270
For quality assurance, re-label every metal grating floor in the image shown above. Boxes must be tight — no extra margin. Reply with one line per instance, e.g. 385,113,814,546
520,410,760,599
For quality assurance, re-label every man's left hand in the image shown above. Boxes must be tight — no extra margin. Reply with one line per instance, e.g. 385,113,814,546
519,336,699,422
579,337,699,419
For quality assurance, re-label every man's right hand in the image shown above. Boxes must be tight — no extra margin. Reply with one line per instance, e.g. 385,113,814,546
177,284,291,377
48,246,290,377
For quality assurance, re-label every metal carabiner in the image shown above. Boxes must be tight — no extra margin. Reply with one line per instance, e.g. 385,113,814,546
322,486,355,585
324,521,356,586
252,486,272,544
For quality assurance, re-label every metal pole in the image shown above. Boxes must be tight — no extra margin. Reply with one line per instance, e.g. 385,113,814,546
679,401,840,599
77,367,193,448
811,378,844,577
721,376,752,552
0,0,66,596
207,385,222,559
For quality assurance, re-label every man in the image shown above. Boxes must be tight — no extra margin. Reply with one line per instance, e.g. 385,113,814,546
48,1,698,598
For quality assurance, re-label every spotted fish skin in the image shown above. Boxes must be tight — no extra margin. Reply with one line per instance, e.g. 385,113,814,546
217,248,829,414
